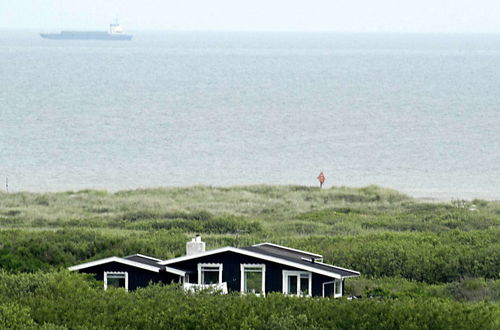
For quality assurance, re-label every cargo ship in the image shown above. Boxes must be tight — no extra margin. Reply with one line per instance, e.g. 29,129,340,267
40,23,132,41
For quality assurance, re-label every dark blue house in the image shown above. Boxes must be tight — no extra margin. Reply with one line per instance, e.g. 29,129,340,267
69,236,359,298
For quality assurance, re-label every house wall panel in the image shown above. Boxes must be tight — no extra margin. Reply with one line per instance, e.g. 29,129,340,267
168,251,337,297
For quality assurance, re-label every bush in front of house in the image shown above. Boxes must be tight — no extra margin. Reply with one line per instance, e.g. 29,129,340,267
0,271,497,330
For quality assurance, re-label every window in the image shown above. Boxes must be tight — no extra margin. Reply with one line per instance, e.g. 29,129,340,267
334,279,342,296
300,276,310,296
282,271,312,296
197,263,223,285
104,272,128,291
240,264,265,295
322,279,342,298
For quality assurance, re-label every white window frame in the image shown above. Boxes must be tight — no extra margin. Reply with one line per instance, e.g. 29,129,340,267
197,263,223,285
104,271,128,291
322,279,342,298
282,270,312,297
240,264,266,296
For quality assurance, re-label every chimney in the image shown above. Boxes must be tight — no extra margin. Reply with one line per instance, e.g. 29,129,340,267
186,235,206,256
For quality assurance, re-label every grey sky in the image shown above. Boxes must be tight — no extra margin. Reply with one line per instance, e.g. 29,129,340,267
1,0,499,32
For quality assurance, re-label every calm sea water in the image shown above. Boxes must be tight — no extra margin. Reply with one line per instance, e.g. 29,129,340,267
1,31,499,199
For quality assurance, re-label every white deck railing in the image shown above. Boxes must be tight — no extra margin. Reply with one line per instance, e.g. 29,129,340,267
183,282,228,294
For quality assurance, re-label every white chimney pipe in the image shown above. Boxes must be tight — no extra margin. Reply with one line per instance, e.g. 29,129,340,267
186,235,205,256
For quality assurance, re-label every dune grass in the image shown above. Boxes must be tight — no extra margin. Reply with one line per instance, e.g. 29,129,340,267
0,185,498,236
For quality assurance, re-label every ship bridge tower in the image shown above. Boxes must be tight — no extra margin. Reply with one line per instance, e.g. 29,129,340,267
109,20,124,34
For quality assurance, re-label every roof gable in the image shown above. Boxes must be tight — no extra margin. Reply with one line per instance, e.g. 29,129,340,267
68,256,162,273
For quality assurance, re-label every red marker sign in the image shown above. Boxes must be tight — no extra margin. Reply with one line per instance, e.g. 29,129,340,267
317,172,325,188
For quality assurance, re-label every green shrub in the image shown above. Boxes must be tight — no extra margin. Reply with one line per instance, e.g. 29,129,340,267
0,272,497,329
447,278,500,302
0,303,37,329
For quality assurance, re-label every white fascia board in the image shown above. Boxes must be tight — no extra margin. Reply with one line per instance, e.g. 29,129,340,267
68,256,161,273
252,242,323,258
313,261,360,275
160,247,346,279
165,266,186,277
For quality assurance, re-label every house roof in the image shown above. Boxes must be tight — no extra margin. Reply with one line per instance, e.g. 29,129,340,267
241,246,359,278
124,254,163,267
160,246,360,279
251,243,323,260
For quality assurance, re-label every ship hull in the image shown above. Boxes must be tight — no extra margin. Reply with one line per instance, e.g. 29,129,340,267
40,33,132,41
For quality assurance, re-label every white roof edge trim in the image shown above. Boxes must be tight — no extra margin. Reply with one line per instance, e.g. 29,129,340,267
165,266,186,276
314,261,360,275
68,256,160,273
126,253,162,262
252,242,323,258
160,247,355,279
159,247,232,265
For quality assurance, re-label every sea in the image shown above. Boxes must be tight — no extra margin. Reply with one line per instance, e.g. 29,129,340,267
1,30,499,199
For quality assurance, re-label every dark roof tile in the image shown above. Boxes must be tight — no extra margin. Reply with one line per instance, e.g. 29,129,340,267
250,243,322,260
124,254,163,267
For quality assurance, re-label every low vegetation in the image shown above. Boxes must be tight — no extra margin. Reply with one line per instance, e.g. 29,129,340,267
0,185,499,328
0,271,498,330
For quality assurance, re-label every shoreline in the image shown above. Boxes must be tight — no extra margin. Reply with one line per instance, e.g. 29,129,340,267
1,184,498,202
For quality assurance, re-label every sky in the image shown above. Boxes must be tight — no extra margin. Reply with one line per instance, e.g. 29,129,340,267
1,0,499,33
